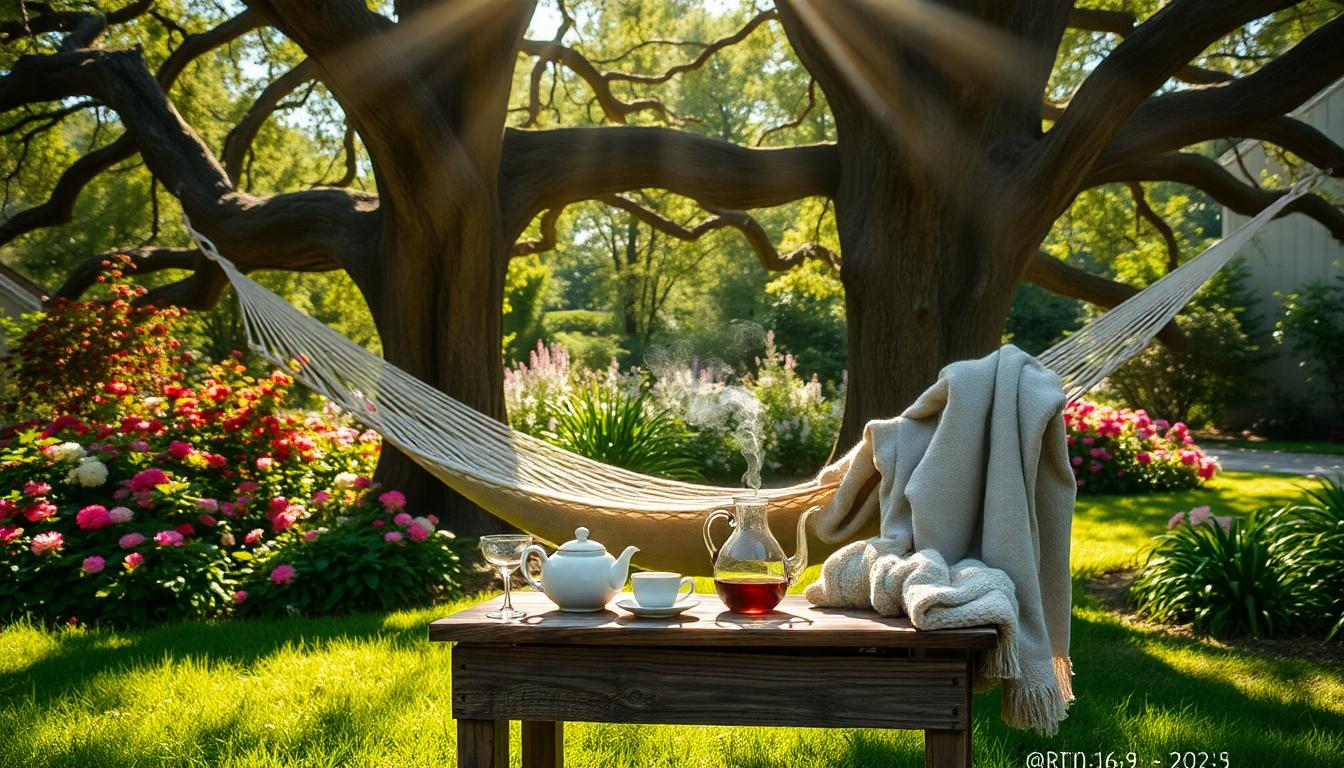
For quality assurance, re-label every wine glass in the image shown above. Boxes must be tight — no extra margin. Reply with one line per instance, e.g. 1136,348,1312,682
480,534,533,620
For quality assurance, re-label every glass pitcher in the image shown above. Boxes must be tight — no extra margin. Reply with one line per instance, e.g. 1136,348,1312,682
702,496,819,614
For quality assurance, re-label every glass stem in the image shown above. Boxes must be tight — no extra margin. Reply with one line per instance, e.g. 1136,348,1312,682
501,566,514,611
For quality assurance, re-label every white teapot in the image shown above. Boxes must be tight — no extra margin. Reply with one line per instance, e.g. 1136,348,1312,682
522,527,638,612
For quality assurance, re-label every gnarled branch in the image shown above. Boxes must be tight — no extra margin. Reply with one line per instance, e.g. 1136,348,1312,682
221,58,319,185
1067,6,1235,86
1025,252,1185,348
1127,182,1180,273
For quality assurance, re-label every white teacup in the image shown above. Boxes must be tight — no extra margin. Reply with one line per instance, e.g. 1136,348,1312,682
631,571,695,609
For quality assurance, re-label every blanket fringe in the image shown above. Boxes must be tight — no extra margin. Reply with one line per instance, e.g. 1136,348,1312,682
979,637,1021,681
1053,655,1075,702
1001,678,1070,736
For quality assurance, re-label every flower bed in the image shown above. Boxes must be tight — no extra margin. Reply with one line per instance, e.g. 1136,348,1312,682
1064,400,1216,494
0,259,464,627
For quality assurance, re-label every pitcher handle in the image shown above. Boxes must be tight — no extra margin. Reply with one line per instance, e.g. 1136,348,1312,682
702,508,735,563
520,544,547,591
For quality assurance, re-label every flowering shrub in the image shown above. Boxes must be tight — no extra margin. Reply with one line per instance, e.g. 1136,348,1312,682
0,261,466,627
1064,401,1217,494
505,334,842,483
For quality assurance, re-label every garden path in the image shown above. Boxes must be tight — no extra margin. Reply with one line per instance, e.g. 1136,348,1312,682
1205,447,1344,476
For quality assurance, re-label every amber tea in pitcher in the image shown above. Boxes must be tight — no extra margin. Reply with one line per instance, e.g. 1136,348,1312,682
703,496,818,614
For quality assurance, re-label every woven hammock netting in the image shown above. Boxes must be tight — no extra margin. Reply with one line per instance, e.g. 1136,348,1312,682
8,179,1318,572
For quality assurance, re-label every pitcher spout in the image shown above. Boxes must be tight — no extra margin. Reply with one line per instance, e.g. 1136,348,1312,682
609,545,639,589
785,505,820,583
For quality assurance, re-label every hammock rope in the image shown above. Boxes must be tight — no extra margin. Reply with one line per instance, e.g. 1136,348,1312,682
1,177,1317,572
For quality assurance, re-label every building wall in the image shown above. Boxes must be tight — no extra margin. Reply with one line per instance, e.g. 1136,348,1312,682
1221,78,1344,425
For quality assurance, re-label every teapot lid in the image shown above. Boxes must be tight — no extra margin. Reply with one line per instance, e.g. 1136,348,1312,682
556,526,606,554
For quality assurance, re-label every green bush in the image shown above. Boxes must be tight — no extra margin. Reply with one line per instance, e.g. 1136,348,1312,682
546,381,699,480
1276,275,1344,424
1268,478,1344,640
1130,507,1295,638
760,260,846,382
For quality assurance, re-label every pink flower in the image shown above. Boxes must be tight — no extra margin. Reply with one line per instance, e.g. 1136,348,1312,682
1135,451,1151,466
75,504,113,530
23,501,56,523
124,551,144,571
353,475,372,490
379,490,407,511
255,456,274,472
1179,451,1198,465
393,512,413,528
220,532,236,547
1188,506,1211,526
31,531,63,555
0,525,24,542
238,481,260,493
384,531,403,543
22,481,51,496
243,528,264,545
427,515,439,526
233,590,248,604
1070,456,1083,467
311,490,331,506
220,502,236,518
1167,511,1185,529
0,499,14,520
129,468,170,493
267,497,290,516
407,519,432,542
196,498,218,512
118,532,146,549
153,530,185,547
1198,459,1218,480
82,555,106,574
302,530,320,542
168,441,194,460
108,506,134,524
269,564,295,585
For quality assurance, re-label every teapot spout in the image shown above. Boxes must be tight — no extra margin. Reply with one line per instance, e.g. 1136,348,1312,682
785,506,820,584
609,545,639,589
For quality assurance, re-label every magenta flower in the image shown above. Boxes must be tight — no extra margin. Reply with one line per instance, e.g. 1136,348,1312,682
269,564,296,585
0,499,14,520
233,590,248,604
82,555,106,574
31,531,63,555
384,531,404,543
0,525,22,542
393,512,413,528
22,481,51,497
153,530,185,547
379,490,407,511
75,504,113,530
302,530,319,542
168,441,194,460
129,468,170,494
23,501,56,523
1135,451,1151,466
196,498,218,512
124,551,144,571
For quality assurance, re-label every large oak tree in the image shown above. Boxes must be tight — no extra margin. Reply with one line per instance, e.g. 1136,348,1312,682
3,0,1342,534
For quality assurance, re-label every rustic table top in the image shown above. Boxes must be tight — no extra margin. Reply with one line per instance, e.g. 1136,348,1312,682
429,592,998,649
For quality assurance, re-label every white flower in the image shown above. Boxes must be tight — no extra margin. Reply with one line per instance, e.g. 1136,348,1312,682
333,471,359,489
142,396,164,408
66,457,108,487
51,442,86,462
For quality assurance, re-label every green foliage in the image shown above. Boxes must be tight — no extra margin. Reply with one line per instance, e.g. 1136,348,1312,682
503,255,551,364
1003,283,1084,355
546,381,700,480
761,260,846,382
1130,509,1295,638
1268,478,1344,641
1275,275,1344,424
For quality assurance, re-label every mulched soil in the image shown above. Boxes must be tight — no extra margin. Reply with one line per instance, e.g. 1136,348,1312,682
1085,569,1344,668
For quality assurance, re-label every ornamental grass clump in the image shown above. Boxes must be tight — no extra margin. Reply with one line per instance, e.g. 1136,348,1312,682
1267,478,1344,641
1064,400,1216,494
1129,507,1295,638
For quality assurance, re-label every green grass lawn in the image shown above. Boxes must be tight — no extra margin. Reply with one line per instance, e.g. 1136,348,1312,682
2,471,1340,767
1201,437,1344,456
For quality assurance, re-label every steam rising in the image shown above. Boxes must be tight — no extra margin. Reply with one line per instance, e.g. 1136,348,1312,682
646,321,768,493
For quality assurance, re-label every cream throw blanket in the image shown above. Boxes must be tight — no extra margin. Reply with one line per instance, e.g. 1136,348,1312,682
804,345,1075,734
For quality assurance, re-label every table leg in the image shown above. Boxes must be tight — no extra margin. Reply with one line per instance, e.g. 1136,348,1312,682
522,720,563,768
458,719,509,768
924,728,970,768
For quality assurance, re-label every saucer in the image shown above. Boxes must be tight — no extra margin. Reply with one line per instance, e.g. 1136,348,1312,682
615,596,699,618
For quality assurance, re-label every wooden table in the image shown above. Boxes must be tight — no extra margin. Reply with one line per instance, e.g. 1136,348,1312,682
430,592,997,768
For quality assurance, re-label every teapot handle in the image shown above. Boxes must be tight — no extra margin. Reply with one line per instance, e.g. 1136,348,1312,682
520,544,547,591
702,508,735,563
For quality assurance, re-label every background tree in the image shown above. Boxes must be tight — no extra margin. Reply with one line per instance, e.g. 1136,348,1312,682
3,0,1343,533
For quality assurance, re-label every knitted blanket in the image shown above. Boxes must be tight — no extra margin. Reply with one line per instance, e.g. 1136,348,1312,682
804,345,1076,734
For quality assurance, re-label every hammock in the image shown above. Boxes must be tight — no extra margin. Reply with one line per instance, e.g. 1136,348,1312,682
2,180,1311,573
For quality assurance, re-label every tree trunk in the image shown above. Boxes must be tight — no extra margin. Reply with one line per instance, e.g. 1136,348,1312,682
370,195,514,538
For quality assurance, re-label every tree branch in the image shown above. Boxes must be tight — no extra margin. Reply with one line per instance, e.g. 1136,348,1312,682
1088,151,1344,242
511,207,562,256
1094,13,1344,176
221,58,319,185
0,0,154,51
1025,252,1185,348
500,126,839,238
1066,7,1235,85
1127,182,1180,273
